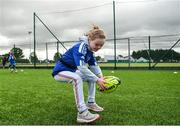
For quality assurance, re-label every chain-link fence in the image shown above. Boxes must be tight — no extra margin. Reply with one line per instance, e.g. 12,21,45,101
1,34,179,68
0,1,180,69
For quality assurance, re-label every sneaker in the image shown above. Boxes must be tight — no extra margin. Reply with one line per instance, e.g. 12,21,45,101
77,110,100,123
87,103,104,112
10,69,14,72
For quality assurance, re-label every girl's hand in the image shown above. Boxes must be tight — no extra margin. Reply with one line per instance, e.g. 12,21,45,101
97,77,107,91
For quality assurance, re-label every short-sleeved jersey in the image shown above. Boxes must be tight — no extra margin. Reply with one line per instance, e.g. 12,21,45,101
8,54,16,65
52,38,97,77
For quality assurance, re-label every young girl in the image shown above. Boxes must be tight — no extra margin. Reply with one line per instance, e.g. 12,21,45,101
52,26,107,123
8,51,17,72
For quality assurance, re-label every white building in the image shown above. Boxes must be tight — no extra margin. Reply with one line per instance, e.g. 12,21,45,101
136,57,148,63
104,55,136,62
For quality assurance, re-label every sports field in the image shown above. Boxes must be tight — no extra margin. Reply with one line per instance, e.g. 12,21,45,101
15,62,180,67
0,69,180,125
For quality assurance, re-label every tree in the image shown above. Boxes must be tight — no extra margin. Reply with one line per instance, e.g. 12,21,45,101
11,47,24,59
16,58,30,63
29,52,39,63
95,56,101,61
132,49,180,62
54,52,62,62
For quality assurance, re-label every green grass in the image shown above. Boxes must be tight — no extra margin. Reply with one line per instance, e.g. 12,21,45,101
99,62,180,67
0,69,180,125
15,62,180,67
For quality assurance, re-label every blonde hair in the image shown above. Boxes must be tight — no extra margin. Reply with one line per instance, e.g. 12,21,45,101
87,25,106,41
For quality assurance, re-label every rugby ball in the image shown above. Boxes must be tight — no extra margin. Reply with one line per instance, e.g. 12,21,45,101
97,76,121,93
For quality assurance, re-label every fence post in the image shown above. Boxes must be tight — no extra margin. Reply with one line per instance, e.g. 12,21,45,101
128,38,131,68
57,41,59,54
46,42,48,66
148,36,151,69
113,1,117,69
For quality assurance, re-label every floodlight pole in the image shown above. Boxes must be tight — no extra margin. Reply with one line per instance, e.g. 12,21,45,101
13,44,15,54
33,12,36,68
113,1,117,69
13,44,15,50
28,31,32,64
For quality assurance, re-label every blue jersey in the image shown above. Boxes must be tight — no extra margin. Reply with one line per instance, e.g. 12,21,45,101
8,54,16,65
52,39,97,77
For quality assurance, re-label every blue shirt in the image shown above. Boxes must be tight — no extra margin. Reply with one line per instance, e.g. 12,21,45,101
52,39,97,77
8,54,16,65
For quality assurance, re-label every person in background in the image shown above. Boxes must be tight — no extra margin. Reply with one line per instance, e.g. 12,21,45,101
8,51,17,72
2,56,7,69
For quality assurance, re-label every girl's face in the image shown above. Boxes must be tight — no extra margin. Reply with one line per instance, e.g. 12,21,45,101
89,38,105,52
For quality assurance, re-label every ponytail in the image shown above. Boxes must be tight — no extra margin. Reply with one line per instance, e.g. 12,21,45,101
87,25,106,41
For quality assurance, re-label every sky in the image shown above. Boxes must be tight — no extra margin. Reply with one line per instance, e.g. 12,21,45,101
0,0,180,59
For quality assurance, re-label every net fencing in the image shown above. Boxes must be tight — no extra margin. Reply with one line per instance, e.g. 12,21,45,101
0,1,180,68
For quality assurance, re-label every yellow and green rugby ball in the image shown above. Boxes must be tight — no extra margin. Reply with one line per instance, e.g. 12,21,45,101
97,76,121,93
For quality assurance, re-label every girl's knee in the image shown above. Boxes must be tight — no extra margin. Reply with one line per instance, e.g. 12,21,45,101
73,74,83,83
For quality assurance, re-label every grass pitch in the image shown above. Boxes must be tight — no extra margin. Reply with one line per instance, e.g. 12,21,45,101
0,69,180,125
